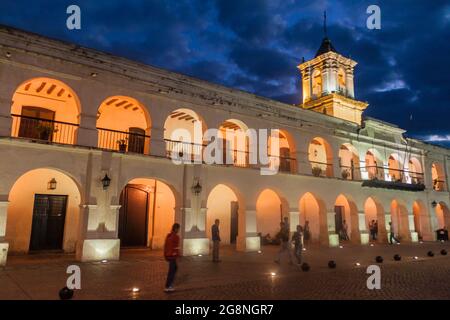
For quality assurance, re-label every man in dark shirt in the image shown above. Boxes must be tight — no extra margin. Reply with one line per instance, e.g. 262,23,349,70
211,219,221,262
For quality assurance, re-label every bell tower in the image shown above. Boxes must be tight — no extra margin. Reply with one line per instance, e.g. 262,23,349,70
298,13,368,124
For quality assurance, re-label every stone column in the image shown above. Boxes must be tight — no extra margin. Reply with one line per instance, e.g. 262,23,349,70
408,213,418,243
346,68,355,98
321,211,339,247
289,210,300,233
76,204,121,262
355,210,367,245
0,97,11,137
236,206,260,252
182,204,209,256
150,126,166,158
377,211,388,244
77,113,98,147
0,201,9,266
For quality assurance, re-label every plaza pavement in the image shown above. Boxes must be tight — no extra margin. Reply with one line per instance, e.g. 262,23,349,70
1,241,450,300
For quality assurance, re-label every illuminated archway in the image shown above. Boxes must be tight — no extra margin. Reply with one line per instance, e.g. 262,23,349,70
11,77,81,145
206,184,241,246
388,154,402,182
364,197,386,243
408,157,423,184
219,119,248,167
256,189,288,242
435,202,450,230
365,149,384,180
298,192,322,244
337,68,346,90
308,137,333,177
312,69,322,97
412,200,430,241
97,96,151,154
334,194,358,242
432,163,446,191
268,129,297,173
119,178,175,249
339,143,360,180
164,108,206,160
6,168,82,253
390,200,410,242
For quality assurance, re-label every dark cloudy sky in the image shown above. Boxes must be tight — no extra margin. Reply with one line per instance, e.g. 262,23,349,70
1,1,449,146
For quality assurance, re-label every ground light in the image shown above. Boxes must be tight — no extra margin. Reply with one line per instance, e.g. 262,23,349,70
370,244,374,247
257,250,262,254
355,262,361,266
270,272,276,277
302,248,306,251
102,259,108,263
198,254,203,257
413,256,419,260
339,245,344,249
132,287,140,293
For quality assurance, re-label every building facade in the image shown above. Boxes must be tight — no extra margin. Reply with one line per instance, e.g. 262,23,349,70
0,26,449,266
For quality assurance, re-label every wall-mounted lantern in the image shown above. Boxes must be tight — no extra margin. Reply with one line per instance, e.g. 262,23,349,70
431,200,438,208
101,174,111,190
47,178,57,190
191,179,202,195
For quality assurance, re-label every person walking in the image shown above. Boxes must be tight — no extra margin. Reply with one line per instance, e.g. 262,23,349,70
211,219,221,262
274,222,293,265
291,225,304,265
389,221,400,244
164,223,180,292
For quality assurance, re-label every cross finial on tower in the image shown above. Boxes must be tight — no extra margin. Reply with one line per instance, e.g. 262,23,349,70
323,11,328,38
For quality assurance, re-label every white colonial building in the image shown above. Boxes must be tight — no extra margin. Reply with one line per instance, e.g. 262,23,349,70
0,26,449,266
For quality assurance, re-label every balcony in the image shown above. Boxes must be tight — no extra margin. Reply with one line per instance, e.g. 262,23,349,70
11,114,79,145
97,128,150,154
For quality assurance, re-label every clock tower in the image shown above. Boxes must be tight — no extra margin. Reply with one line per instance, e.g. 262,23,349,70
298,33,368,124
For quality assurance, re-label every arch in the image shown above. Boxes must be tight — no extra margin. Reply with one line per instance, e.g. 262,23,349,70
337,67,346,90
206,184,242,246
435,202,450,231
339,143,360,180
97,96,151,154
219,119,249,167
412,200,430,241
364,197,385,243
298,192,324,244
268,129,297,173
390,199,411,242
388,153,403,182
308,137,333,177
11,77,81,145
432,162,447,191
408,157,423,184
118,178,176,249
6,168,82,253
334,194,358,242
312,69,322,97
164,108,206,161
365,149,384,180
256,189,289,243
